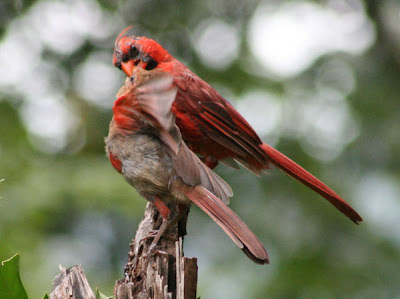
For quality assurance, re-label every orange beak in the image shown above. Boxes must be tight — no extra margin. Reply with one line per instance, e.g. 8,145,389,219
121,60,136,77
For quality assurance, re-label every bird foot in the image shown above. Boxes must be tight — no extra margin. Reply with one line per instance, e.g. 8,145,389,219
142,245,169,270
147,243,169,258
141,230,178,243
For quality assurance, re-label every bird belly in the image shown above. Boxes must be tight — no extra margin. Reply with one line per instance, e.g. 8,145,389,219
106,132,188,203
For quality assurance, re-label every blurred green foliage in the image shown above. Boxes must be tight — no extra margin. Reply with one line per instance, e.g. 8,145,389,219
0,0,400,298
0,254,28,299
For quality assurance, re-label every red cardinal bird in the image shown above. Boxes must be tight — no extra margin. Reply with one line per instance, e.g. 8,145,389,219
112,28,362,224
105,68,269,264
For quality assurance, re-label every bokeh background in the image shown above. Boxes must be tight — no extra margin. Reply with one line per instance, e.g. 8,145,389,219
1,0,400,298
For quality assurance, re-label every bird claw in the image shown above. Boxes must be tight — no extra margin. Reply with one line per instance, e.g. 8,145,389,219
147,243,157,256
141,230,178,243
148,244,168,258
142,245,169,265
140,230,158,241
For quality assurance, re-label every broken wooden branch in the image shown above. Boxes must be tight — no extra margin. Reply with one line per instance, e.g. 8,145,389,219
49,265,95,299
114,202,198,299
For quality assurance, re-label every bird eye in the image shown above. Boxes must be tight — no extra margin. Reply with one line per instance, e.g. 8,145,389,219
142,56,158,70
129,45,139,58
121,54,129,63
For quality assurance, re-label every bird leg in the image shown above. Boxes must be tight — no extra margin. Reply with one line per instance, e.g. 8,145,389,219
147,195,171,252
145,196,188,257
140,199,189,278
142,197,190,259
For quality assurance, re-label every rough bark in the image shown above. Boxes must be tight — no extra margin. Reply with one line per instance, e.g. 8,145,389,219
114,202,198,299
49,265,95,299
49,202,198,299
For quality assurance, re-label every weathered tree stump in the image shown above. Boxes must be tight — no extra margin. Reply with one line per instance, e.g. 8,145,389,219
49,202,198,299
114,202,198,299
49,265,95,299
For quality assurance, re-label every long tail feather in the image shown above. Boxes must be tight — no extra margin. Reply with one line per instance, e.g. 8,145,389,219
184,186,269,264
260,143,362,224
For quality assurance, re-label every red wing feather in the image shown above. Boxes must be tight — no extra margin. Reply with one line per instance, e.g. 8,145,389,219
130,69,233,203
185,186,269,264
173,73,269,171
170,65,362,223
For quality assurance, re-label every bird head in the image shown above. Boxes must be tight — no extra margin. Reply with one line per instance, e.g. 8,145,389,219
113,27,173,77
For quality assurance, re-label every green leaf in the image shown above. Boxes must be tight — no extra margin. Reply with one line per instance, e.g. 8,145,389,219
0,254,28,299
96,288,113,299
42,294,49,299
